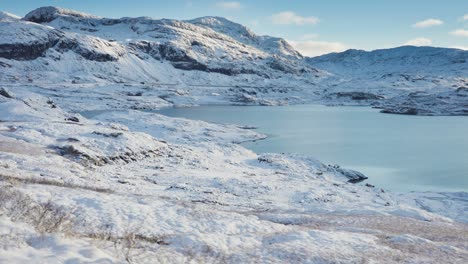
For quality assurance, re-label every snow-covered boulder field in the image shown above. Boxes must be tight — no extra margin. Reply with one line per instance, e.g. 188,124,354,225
0,6,467,263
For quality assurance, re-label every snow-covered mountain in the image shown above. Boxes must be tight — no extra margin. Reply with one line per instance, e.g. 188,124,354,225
0,6,467,114
0,6,319,87
306,46,468,115
187,16,303,59
307,46,467,76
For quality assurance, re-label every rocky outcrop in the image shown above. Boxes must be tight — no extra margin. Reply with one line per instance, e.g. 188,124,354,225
330,166,368,183
330,92,385,101
55,35,124,62
0,30,62,60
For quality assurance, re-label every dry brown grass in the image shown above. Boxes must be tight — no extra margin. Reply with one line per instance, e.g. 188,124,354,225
0,173,112,193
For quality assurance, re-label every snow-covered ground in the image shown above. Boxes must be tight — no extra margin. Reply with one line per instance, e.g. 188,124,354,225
0,6,467,263
1,82,467,263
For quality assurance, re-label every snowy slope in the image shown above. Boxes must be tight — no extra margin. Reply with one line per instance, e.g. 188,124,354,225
187,16,303,59
0,86,467,263
306,47,468,115
307,46,467,76
16,7,318,81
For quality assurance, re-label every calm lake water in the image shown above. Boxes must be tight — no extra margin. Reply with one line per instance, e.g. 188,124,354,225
156,104,468,192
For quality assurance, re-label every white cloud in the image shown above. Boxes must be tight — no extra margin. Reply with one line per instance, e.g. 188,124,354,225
412,19,443,28
404,37,432,46
271,11,319,25
215,1,242,10
463,14,468,21
300,33,319,40
450,29,468,37
288,40,347,57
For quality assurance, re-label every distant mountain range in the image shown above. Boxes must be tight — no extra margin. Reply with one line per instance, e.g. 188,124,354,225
0,6,467,115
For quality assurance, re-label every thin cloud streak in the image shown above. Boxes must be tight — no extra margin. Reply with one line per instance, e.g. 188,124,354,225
288,40,347,57
450,29,468,37
215,1,242,10
271,11,319,25
412,19,443,28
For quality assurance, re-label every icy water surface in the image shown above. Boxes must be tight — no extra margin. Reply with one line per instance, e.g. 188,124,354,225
156,104,468,192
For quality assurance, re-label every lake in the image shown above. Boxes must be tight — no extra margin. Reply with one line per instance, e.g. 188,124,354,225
156,104,468,192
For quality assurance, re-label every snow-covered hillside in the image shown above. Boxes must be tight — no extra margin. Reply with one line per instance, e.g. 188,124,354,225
0,6,320,85
307,46,468,115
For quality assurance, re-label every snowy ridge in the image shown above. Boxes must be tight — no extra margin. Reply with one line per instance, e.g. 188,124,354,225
187,16,303,59
306,46,468,115
17,6,318,81
307,46,467,76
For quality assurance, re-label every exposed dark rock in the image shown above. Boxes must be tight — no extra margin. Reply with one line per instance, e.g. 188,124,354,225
0,32,62,60
54,144,164,166
191,40,202,46
258,157,273,163
126,92,143,96
381,108,419,115
55,145,91,160
46,99,57,108
456,87,468,93
55,37,121,62
129,41,268,76
237,125,257,130
0,88,13,98
266,57,301,75
80,27,98,32
332,92,385,100
0,61,12,68
65,116,80,122
92,131,123,138
101,18,122,26
331,167,368,183
56,138,80,142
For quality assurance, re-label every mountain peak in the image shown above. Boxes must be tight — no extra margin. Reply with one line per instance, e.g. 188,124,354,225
23,6,99,23
188,16,302,59
188,16,257,40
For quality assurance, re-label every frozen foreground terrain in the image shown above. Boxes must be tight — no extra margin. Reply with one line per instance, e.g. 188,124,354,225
0,6,467,263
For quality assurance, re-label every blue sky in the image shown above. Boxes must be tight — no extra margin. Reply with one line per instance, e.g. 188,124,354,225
1,0,467,56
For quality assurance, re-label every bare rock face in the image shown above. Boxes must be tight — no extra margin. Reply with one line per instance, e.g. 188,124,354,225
332,167,368,183
0,87,13,98
331,92,385,101
0,26,63,60
0,39,58,60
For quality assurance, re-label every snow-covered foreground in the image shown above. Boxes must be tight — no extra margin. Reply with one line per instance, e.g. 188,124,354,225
0,85,467,263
